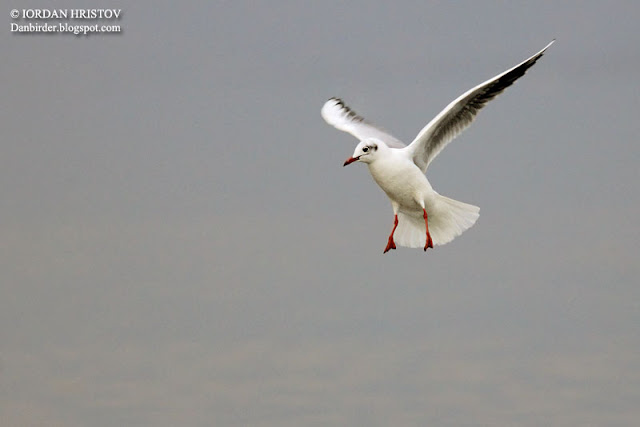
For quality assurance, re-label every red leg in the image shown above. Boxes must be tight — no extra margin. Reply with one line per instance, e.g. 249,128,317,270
423,209,433,251
383,214,399,253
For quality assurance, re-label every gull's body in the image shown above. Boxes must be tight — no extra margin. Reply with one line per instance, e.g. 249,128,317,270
368,146,434,212
322,41,554,252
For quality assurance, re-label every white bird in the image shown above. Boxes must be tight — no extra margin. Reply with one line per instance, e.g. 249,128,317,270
322,41,554,253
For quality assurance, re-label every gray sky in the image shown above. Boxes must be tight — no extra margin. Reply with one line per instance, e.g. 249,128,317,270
2,1,639,426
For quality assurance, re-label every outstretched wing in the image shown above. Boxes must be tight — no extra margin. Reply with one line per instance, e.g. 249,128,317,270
406,40,554,172
321,97,406,148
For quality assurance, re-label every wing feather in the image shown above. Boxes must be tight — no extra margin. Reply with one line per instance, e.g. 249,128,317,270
321,97,406,148
407,40,554,172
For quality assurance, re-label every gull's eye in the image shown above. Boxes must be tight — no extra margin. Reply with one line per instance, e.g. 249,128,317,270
362,147,369,152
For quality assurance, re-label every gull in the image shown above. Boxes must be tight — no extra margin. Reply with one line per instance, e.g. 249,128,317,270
322,41,554,253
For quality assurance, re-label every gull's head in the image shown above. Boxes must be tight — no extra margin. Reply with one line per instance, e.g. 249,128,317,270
343,139,382,166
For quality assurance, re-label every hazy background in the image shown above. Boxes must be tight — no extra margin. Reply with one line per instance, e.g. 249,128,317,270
2,1,639,426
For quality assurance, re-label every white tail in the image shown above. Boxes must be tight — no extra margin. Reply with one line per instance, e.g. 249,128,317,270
394,195,480,248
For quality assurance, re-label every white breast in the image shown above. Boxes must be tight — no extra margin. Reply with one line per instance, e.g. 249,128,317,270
367,156,433,210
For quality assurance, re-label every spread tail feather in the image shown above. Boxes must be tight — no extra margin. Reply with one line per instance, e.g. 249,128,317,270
394,195,479,248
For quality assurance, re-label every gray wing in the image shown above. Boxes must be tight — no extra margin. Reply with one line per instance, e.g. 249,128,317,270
321,97,406,148
406,40,554,172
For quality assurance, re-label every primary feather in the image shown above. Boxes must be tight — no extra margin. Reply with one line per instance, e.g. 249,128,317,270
406,40,555,172
321,98,406,149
